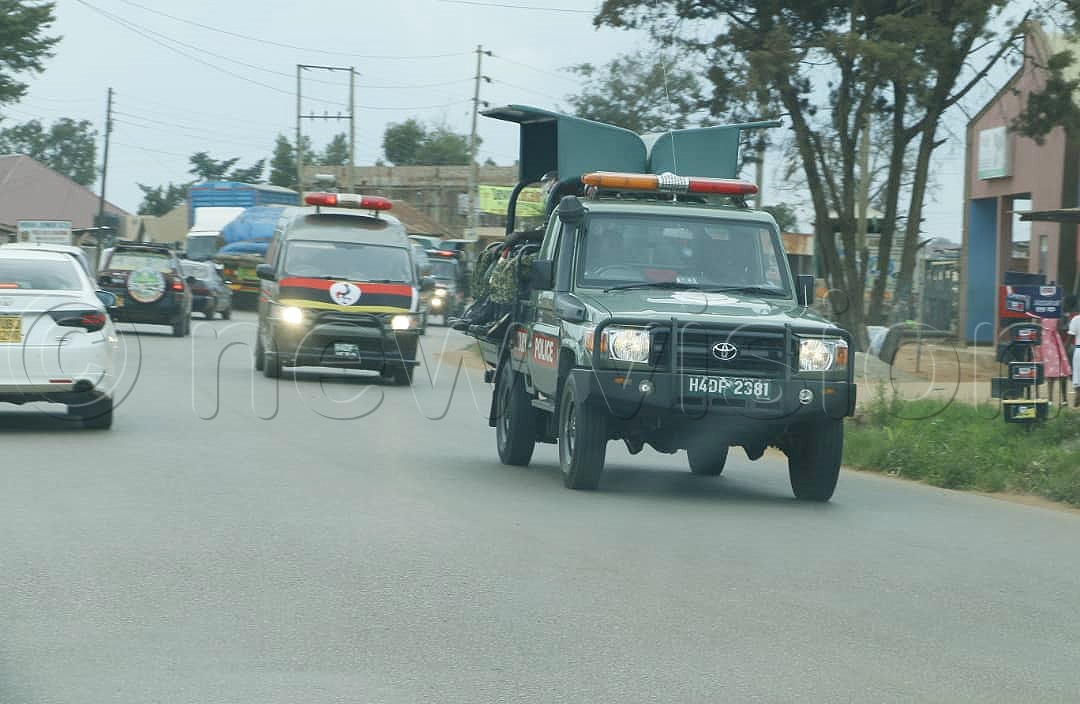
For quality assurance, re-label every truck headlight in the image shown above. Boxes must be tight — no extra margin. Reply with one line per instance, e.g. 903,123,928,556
604,327,651,364
434,288,448,297
430,296,444,308
390,314,416,331
798,337,848,372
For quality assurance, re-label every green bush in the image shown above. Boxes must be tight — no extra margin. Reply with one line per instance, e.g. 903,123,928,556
844,385,1080,507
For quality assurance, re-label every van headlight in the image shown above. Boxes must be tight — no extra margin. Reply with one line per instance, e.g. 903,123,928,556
798,337,848,372
274,305,305,325
604,327,651,364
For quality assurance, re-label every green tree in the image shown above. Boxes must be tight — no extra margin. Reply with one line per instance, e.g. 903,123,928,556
189,151,265,183
268,134,315,188
136,182,188,216
321,133,350,166
415,123,474,165
594,0,1046,342
382,119,426,165
0,117,97,185
762,203,798,232
0,1,60,109
563,48,710,134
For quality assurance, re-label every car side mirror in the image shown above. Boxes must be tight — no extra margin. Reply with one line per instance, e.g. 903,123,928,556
95,290,117,308
796,274,814,306
255,263,276,281
420,276,435,292
529,259,554,291
186,275,197,284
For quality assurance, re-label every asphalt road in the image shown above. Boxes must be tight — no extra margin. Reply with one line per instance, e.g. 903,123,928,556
2,311,1078,703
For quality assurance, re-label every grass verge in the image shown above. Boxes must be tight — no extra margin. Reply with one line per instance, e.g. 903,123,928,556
843,382,1080,507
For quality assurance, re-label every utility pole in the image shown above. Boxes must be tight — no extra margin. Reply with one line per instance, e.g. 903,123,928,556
96,87,114,263
467,45,490,239
349,67,356,194
296,65,303,194
754,135,765,210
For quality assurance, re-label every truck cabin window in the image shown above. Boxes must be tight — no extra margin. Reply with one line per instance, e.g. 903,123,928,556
430,260,458,280
577,214,791,294
283,241,413,284
185,238,219,261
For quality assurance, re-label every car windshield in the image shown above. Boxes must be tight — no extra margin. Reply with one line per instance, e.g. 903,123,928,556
283,241,413,283
430,260,458,279
107,251,173,273
185,238,219,260
181,262,210,278
576,213,792,295
0,257,82,290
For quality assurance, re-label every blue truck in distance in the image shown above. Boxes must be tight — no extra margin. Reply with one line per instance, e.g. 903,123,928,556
184,181,300,261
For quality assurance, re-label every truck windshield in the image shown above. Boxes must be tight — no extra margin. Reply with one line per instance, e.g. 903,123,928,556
576,213,792,296
430,260,458,280
185,237,219,261
283,241,413,284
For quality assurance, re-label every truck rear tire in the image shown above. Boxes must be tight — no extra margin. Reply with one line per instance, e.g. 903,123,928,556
558,374,607,490
494,362,535,466
787,419,843,502
254,332,265,371
687,443,728,476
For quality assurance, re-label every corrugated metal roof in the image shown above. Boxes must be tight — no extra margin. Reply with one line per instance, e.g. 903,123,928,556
0,154,129,231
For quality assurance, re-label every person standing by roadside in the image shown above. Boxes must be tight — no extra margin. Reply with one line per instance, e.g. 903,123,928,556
1069,296,1080,407
1035,310,1071,405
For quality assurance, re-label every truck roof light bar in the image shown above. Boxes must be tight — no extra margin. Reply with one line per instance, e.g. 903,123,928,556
581,171,759,196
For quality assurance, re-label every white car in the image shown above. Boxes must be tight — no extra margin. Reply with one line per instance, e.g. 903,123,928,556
2,242,94,278
0,249,118,429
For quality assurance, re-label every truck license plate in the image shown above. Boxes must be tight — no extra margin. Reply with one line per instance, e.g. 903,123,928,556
685,375,771,400
333,343,359,360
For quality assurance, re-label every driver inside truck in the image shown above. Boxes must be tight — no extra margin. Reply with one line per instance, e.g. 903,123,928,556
582,222,623,276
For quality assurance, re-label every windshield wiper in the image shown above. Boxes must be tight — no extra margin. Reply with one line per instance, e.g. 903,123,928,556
603,281,702,293
704,285,788,297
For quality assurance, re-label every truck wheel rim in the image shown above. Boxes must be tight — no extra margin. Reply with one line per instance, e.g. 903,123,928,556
562,402,576,465
497,372,511,450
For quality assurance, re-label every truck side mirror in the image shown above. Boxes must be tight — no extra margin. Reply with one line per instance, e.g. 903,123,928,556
796,274,814,306
530,259,554,291
255,263,276,281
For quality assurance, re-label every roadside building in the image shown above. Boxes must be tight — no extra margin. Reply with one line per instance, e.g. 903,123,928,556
961,22,1080,345
0,154,132,243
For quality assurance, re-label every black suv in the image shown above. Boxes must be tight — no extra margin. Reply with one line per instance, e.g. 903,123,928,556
98,242,194,337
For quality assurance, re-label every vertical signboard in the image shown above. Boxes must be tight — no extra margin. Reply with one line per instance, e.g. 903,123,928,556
977,126,1011,179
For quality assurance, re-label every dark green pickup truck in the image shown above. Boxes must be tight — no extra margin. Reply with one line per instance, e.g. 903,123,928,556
468,106,856,501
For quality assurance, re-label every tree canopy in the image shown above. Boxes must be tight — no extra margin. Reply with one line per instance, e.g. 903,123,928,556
0,117,97,185
0,1,60,109
382,119,476,165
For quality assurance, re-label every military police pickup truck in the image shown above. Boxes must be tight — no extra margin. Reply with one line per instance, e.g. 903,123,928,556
468,106,856,501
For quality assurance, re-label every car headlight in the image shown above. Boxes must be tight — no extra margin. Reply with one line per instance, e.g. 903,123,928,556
390,314,416,331
798,337,848,372
277,305,305,325
604,327,651,364
430,296,444,307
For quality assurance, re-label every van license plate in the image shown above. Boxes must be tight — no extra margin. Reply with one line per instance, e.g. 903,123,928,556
333,343,359,360
685,375,771,399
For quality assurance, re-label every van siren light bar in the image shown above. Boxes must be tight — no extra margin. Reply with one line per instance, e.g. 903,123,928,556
581,171,759,196
305,192,393,211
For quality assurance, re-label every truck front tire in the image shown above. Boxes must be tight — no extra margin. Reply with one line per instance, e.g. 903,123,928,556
787,419,843,502
495,362,535,466
558,374,607,490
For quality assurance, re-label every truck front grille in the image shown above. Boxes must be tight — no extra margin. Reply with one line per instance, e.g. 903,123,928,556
669,326,791,377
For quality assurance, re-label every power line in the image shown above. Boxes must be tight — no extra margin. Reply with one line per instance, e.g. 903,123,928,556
437,0,595,13
488,78,564,104
112,117,274,151
489,53,580,83
114,0,473,60
73,0,347,108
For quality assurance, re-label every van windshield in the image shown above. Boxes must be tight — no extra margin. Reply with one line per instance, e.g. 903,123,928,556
283,241,413,284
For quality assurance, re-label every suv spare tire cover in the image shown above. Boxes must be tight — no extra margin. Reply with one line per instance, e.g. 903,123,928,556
127,268,166,303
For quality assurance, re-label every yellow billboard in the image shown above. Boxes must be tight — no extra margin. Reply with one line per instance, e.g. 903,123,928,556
477,185,545,218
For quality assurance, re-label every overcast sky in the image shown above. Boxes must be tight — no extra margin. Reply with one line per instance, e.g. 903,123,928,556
5,0,1026,242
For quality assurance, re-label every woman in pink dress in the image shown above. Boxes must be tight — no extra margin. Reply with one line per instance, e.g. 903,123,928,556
1033,313,1071,405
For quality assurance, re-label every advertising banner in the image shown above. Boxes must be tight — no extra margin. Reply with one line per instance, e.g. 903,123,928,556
477,185,545,218
17,220,73,245
998,284,1062,319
